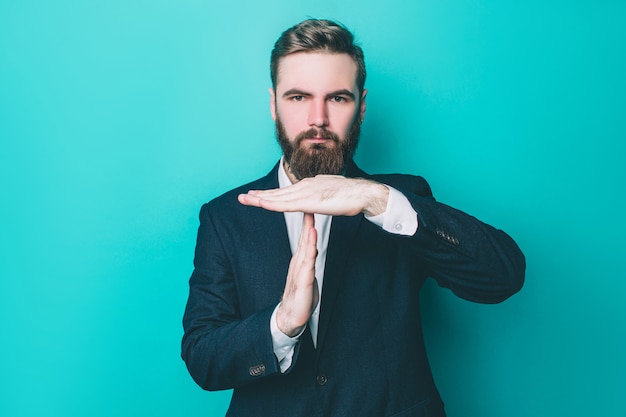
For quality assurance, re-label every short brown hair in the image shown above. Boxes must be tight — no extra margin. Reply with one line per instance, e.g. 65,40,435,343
270,19,366,93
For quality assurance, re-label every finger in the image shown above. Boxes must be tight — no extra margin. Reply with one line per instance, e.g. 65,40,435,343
237,193,263,207
305,225,318,264
247,187,299,198
287,213,315,276
248,178,317,199
302,211,315,229
296,215,317,276
262,200,308,213
296,213,315,259
247,188,287,196
239,191,306,212
303,213,317,261
254,193,314,213
247,189,304,205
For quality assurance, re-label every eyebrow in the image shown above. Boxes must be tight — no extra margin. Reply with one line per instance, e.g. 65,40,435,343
327,89,356,100
281,88,356,100
281,89,309,98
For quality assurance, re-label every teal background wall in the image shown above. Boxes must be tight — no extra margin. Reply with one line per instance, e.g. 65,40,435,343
1,1,624,416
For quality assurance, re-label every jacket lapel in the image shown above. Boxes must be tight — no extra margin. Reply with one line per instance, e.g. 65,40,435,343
315,214,363,351
315,161,368,351
246,163,294,302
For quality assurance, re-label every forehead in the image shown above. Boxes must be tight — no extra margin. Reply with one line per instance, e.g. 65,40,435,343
275,52,359,93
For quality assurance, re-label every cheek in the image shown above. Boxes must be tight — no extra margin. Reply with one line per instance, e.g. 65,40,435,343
334,111,359,137
277,103,299,119
277,107,307,133
281,119,302,139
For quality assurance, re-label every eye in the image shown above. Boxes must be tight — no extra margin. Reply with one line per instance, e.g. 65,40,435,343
290,95,305,102
330,96,347,103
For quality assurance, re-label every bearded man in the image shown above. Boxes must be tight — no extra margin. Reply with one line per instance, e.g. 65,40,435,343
182,19,525,417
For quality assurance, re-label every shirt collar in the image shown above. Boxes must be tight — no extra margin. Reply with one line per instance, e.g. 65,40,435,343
277,156,293,189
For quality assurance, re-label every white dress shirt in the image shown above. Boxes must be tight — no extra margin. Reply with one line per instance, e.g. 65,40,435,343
270,160,419,371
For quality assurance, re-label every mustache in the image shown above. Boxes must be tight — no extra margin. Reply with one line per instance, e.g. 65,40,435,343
295,128,340,145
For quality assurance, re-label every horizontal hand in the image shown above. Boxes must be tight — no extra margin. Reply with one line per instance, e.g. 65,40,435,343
238,175,390,217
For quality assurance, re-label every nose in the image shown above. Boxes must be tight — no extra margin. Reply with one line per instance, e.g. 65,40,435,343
307,99,329,127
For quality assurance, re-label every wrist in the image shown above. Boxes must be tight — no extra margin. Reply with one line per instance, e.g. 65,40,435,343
362,181,389,217
276,303,306,337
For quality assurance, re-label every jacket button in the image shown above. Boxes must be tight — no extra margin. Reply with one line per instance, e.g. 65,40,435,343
316,374,328,386
249,364,266,377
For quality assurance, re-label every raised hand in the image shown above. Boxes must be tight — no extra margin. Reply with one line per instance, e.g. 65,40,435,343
275,213,319,337
238,175,389,217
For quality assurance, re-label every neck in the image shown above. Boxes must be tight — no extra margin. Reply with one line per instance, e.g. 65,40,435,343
282,159,300,184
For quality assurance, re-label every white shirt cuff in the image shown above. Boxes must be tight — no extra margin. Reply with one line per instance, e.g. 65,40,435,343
270,303,302,373
365,186,418,236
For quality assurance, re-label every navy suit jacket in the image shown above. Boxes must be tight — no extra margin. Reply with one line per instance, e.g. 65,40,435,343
182,161,525,417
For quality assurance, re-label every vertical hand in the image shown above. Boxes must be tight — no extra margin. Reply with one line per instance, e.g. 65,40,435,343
276,213,319,337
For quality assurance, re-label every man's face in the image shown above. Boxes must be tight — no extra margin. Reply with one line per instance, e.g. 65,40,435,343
270,52,367,180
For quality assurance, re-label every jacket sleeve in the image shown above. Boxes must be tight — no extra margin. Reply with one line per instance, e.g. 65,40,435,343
382,174,525,303
181,203,296,391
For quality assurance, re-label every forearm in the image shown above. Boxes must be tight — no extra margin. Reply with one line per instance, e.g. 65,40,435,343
365,174,525,303
182,288,280,391
403,192,525,303
182,204,286,390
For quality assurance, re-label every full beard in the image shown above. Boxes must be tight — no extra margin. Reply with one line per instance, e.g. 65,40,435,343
275,116,361,180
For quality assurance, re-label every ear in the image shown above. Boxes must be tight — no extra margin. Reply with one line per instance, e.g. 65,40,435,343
359,89,368,121
269,87,277,121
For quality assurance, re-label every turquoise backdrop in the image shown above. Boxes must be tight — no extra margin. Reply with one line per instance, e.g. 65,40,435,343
1,1,624,416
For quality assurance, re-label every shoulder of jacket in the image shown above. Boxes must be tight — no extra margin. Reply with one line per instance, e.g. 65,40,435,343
369,173,433,198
